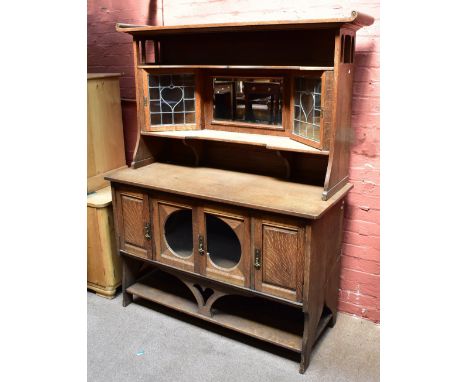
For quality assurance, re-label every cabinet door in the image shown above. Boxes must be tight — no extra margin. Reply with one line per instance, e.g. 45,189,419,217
152,197,196,272
200,208,250,288
253,217,305,302
289,71,333,150
115,189,152,259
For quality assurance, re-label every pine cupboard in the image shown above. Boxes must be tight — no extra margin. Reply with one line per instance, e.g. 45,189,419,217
87,74,127,192
87,187,122,298
106,11,373,373
87,73,126,298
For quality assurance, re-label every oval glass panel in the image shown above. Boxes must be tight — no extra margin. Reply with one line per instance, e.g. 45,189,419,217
164,210,193,258
206,214,241,269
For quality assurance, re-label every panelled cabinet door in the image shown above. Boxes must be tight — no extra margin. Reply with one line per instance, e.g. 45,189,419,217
152,198,196,272
115,189,152,259
253,217,305,302
200,208,250,288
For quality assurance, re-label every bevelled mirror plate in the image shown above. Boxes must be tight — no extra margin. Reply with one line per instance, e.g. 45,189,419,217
213,77,283,126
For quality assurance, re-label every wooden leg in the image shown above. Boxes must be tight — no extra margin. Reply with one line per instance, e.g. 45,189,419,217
299,309,321,374
122,255,141,307
325,255,341,328
328,312,338,328
300,256,341,372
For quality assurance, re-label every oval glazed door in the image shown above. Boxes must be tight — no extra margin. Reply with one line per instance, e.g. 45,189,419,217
152,197,197,272
199,208,250,288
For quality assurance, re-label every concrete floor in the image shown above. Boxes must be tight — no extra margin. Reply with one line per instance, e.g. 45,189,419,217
88,291,379,382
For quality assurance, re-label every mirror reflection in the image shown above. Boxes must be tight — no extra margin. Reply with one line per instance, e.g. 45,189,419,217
213,78,283,126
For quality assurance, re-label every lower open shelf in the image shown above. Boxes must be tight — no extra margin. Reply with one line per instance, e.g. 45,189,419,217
126,269,304,352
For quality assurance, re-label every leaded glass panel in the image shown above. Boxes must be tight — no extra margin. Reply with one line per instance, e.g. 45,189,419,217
148,74,196,126
293,77,322,142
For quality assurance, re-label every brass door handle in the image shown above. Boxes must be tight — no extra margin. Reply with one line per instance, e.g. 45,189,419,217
144,223,151,240
254,248,261,270
198,234,205,256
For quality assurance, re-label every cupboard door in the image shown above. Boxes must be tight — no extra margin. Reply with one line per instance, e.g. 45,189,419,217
115,189,152,259
289,71,333,150
152,198,196,272
200,208,250,288
253,217,305,302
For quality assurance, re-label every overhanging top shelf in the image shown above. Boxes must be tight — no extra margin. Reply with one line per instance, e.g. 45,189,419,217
116,11,374,36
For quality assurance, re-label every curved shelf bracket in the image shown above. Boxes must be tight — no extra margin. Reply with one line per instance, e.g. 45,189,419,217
199,288,227,317
173,274,229,317
276,150,292,179
179,278,205,308
182,138,203,166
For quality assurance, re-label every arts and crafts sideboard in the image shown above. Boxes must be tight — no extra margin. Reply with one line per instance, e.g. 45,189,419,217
106,11,373,373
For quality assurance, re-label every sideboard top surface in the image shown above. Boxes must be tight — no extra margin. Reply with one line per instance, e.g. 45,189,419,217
106,163,352,219
115,11,374,36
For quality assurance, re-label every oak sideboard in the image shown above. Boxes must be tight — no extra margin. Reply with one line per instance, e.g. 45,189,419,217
106,11,373,373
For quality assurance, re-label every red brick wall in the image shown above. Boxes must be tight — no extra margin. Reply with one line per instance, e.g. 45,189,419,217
88,0,162,162
88,0,380,322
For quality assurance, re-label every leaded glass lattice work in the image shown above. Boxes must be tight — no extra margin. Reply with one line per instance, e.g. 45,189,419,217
293,77,322,142
148,74,195,126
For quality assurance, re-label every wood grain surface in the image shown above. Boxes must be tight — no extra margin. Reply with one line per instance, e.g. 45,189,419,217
107,163,352,219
